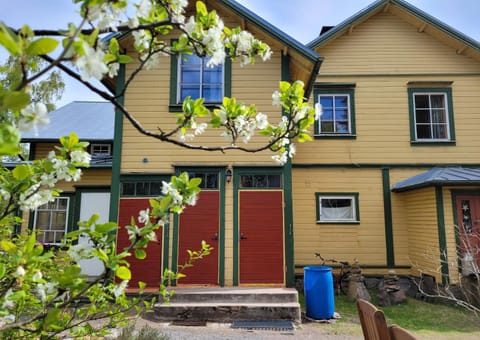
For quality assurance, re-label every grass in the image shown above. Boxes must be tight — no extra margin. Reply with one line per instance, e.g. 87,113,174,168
299,290,480,339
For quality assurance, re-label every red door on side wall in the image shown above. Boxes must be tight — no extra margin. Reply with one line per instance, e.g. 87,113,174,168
239,190,284,284
456,195,480,269
177,190,219,285
117,199,162,289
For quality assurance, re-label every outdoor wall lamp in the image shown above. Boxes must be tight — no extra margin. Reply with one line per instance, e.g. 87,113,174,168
225,168,232,183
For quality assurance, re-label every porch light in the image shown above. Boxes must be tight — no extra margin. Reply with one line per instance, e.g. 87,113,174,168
225,169,232,183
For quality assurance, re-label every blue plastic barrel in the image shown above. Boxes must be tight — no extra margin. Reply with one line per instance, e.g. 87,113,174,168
304,266,335,319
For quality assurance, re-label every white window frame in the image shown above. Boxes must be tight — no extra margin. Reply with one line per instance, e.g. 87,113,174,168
412,92,450,141
177,54,224,104
90,143,111,156
316,193,359,223
317,93,351,134
33,197,70,245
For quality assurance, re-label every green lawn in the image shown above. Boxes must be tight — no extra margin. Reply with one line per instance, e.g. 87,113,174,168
300,291,480,339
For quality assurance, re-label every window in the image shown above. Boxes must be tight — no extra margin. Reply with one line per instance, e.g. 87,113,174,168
121,181,164,196
239,174,282,188
188,172,219,189
178,54,223,103
91,143,111,156
313,86,356,137
315,193,359,223
34,197,69,244
170,52,231,110
408,87,455,144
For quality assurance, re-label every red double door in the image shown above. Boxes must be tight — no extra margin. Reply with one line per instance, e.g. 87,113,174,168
456,195,480,269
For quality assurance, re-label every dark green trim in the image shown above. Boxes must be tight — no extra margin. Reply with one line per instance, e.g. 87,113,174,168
382,168,395,266
293,163,480,169
172,166,226,286
313,82,356,89
169,53,231,111
435,186,449,285
315,192,360,224
410,141,456,146
313,88,356,137
120,174,172,181
282,53,295,287
407,87,456,144
314,135,357,140
109,63,126,222
295,264,411,270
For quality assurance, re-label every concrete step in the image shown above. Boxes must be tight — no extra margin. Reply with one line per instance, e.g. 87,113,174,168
147,287,301,323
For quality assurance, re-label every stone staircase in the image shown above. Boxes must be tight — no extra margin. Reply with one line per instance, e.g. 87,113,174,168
145,287,301,323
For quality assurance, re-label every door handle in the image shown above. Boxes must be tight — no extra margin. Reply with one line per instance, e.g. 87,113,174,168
240,233,247,240
211,233,218,241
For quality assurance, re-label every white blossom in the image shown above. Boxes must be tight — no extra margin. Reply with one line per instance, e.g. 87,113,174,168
161,181,183,205
272,91,281,107
288,143,297,158
294,107,308,123
14,266,26,278
18,103,49,136
32,271,43,282
75,42,109,81
315,102,323,121
108,62,120,77
86,3,122,31
68,243,93,262
132,30,150,51
194,122,208,136
136,0,153,18
113,280,129,298
185,193,198,206
255,112,269,129
272,151,288,165
40,172,56,188
70,150,91,165
36,282,58,302
1,290,15,310
138,208,150,224
127,225,141,240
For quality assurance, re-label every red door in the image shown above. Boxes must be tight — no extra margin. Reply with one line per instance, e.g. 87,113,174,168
239,190,284,284
177,191,219,285
117,198,162,289
456,195,480,268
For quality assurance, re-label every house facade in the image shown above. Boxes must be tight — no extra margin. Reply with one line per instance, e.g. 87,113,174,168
20,101,115,277
296,0,480,285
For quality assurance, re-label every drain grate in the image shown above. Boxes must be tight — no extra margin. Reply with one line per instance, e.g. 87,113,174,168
231,320,294,331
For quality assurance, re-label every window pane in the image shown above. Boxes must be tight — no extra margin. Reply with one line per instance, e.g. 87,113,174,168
321,109,333,120
240,175,253,188
182,55,201,65
416,125,431,139
267,175,281,188
335,122,349,133
415,109,430,123
254,175,267,188
122,182,135,196
431,109,446,123
181,69,200,83
320,96,333,108
321,121,334,133
204,68,222,83
335,96,348,107
430,95,445,108
150,182,163,195
205,174,218,189
432,124,447,139
136,182,150,195
335,108,348,121
320,198,354,220
203,85,222,102
51,212,66,230
414,95,429,108
181,87,200,101
36,211,50,231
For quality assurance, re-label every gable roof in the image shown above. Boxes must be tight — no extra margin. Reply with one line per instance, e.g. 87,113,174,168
307,0,480,60
392,167,480,192
104,0,322,97
21,101,114,142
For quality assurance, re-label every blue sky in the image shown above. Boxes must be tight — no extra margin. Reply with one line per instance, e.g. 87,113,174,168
2,0,479,107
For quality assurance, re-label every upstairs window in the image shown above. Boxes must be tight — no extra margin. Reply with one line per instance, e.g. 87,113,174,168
178,54,223,103
313,86,356,138
90,143,111,156
408,87,455,144
170,52,231,111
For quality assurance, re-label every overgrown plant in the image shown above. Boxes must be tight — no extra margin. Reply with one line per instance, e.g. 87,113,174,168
412,224,480,316
0,0,319,338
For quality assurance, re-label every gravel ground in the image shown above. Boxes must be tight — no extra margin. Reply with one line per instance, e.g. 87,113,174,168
126,317,364,340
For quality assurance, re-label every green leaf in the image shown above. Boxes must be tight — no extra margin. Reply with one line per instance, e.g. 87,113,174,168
118,54,133,63
196,1,207,16
95,222,118,234
0,123,21,155
138,281,146,290
26,37,59,55
0,240,16,254
2,91,30,111
0,22,19,55
116,266,131,280
12,164,33,180
44,309,61,330
0,263,5,279
134,249,147,260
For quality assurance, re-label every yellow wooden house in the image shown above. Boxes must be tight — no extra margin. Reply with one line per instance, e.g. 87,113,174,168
297,0,480,285
107,0,321,288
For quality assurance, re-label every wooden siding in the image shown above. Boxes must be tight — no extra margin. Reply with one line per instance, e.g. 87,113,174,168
121,50,283,174
293,168,387,267
398,187,441,281
296,11,480,166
